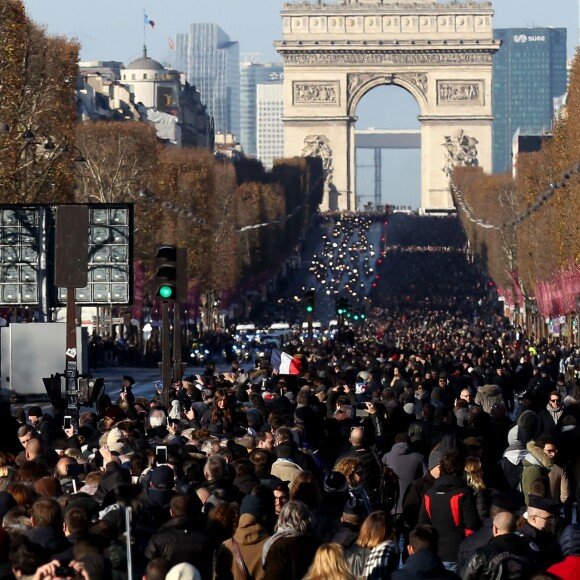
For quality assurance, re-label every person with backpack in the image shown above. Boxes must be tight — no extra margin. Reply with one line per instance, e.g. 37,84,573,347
335,426,383,509
382,432,427,520
418,452,481,572
462,511,538,580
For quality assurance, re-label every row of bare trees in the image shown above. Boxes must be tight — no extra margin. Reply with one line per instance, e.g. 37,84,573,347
454,54,580,319
0,1,323,313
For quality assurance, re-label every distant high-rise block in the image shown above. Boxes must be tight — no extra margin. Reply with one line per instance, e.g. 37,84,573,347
175,23,240,137
257,83,284,169
492,28,567,174
240,61,283,157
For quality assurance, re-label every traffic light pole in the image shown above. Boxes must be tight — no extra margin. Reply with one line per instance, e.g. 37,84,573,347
65,287,79,429
56,205,89,431
161,301,171,409
173,304,183,381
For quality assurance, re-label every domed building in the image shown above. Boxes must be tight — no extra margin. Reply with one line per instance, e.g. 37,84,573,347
120,46,212,148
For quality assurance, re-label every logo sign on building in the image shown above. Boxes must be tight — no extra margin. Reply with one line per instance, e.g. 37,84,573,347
513,34,546,43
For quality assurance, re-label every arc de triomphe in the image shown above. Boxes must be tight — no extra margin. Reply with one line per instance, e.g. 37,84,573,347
275,0,500,212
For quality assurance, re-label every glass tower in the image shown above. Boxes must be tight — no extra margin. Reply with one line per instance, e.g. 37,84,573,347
257,83,284,169
176,23,240,137
240,62,284,157
492,28,567,174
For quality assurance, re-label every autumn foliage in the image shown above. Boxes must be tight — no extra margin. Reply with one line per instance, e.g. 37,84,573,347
0,0,79,203
454,53,580,319
0,1,324,311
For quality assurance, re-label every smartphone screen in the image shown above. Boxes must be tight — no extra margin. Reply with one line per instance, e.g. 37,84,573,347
156,446,168,465
63,416,72,430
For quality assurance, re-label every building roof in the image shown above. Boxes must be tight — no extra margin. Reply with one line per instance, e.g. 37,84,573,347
126,46,164,71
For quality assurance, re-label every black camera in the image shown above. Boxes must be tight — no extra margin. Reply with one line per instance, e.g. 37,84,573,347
54,565,76,578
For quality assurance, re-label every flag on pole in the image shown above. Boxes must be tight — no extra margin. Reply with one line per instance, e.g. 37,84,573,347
270,349,302,375
144,14,155,29
169,37,175,50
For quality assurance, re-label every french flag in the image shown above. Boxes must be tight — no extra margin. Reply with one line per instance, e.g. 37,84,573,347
270,349,302,375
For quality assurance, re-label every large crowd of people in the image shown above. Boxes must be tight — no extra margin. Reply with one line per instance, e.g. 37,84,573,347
0,214,578,580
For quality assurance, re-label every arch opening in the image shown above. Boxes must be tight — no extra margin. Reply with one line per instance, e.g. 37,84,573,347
354,84,421,211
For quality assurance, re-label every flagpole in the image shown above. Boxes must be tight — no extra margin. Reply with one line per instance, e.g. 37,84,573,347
143,8,147,48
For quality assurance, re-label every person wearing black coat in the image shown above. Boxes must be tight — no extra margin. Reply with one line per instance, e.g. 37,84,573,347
462,512,539,580
336,427,383,509
537,391,568,438
392,524,460,580
418,452,481,568
144,494,214,579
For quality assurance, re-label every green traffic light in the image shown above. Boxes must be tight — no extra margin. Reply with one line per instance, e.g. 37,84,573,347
306,305,313,313
159,285,174,299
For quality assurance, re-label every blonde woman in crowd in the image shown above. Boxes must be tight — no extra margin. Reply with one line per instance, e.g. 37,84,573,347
346,510,398,578
303,543,358,580
464,456,490,521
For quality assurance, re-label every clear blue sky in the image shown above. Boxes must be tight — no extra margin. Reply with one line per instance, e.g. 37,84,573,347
23,0,579,208
23,0,578,63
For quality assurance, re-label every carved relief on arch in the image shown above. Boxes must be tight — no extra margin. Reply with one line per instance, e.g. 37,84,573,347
347,71,428,113
347,72,393,111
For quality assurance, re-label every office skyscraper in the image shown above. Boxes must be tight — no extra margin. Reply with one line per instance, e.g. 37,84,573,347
240,61,283,157
492,28,567,174
175,23,240,137
256,83,284,169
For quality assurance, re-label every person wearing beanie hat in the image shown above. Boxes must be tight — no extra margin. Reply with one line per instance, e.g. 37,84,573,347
145,494,214,578
428,450,444,472
328,494,366,549
516,410,539,445
27,406,43,420
323,471,349,495
166,563,202,580
548,523,580,578
27,406,62,449
418,451,481,568
399,450,442,542
214,494,270,580
239,494,269,520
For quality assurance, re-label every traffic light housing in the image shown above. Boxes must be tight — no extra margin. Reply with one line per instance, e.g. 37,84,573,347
304,289,315,313
154,245,178,301
78,377,104,405
336,297,348,316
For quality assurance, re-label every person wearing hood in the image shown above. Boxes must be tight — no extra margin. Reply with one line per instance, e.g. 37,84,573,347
547,523,580,579
496,437,528,494
215,494,271,580
392,524,461,580
474,377,505,415
507,409,538,448
521,437,554,505
382,432,427,519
